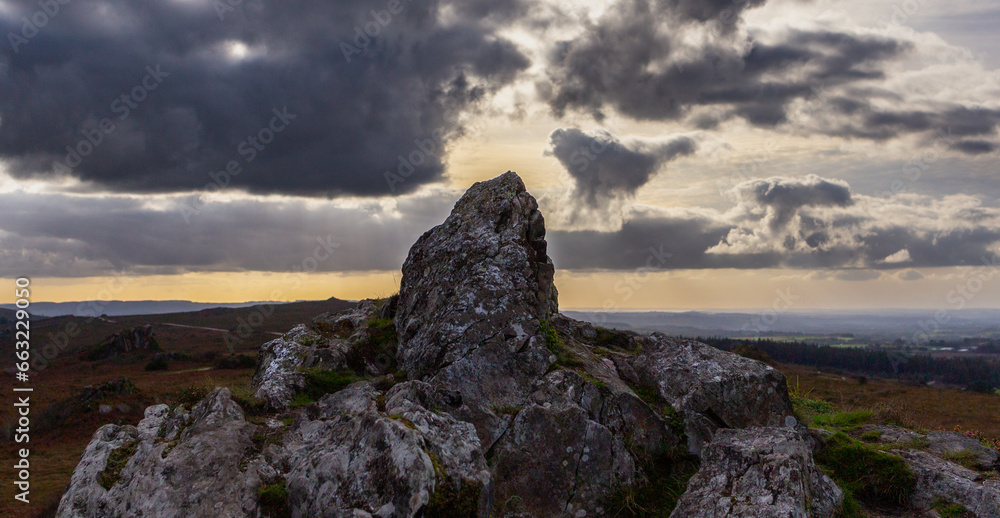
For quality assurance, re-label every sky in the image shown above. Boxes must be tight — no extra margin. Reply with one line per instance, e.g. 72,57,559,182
1,0,999,310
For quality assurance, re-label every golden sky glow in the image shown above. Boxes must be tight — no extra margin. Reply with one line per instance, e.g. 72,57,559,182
6,265,1000,310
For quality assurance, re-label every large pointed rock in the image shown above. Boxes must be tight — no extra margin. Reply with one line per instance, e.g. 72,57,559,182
394,171,559,446
395,171,558,378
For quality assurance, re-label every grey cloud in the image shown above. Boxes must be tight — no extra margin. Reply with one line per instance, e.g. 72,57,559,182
0,191,458,277
548,176,1000,271
0,0,528,196
4,174,1000,277
660,0,767,24
542,0,999,154
736,175,853,231
547,128,696,207
544,0,912,124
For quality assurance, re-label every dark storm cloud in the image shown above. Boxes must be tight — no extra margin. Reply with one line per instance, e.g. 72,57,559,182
738,175,853,231
0,0,528,196
544,0,911,123
547,128,696,207
542,0,1000,154
660,0,767,24
823,106,1000,143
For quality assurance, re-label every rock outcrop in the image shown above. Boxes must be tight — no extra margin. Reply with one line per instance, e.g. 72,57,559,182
60,172,890,518
253,300,396,410
848,424,1000,517
57,388,263,518
628,334,795,454
83,325,159,360
672,427,843,518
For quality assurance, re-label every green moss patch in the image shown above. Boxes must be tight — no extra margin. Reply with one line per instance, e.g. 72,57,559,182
423,450,482,517
298,368,362,402
258,482,291,518
541,320,582,368
933,498,973,518
98,439,139,490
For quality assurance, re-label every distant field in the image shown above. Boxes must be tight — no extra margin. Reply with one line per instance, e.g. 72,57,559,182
778,363,1000,438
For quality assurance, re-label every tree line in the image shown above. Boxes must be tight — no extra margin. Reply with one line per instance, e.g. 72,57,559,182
700,337,1000,394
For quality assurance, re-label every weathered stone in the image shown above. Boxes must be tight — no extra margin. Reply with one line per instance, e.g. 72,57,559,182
86,325,160,359
630,334,795,453
492,404,634,518
253,300,396,410
925,431,1000,472
56,388,261,518
671,427,843,518
902,449,1000,517
394,171,559,447
252,324,325,410
283,380,491,518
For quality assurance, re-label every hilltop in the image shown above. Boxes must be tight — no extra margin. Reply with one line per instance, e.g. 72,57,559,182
37,173,1000,517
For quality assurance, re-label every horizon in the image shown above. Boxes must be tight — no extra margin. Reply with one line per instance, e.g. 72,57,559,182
9,298,1000,314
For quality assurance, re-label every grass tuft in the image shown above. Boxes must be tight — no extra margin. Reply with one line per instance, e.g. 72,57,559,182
258,481,291,518
605,447,699,517
815,432,916,509
932,498,973,518
540,320,581,368
298,368,362,402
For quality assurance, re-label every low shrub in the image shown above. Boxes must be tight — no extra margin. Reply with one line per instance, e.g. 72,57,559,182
144,357,169,371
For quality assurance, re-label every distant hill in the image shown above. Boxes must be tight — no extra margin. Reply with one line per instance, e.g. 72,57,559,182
0,299,327,317
564,309,1000,341
0,297,357,361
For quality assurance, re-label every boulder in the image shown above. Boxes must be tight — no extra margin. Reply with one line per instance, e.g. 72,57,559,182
901,449,1000,517
252,324,329,410
671,427,843,518
253,301,396,410
83,326,160,360
629,334,795,453
925,431,1000,472
394,171,558,447
282,380,491,517
56,388,263,518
